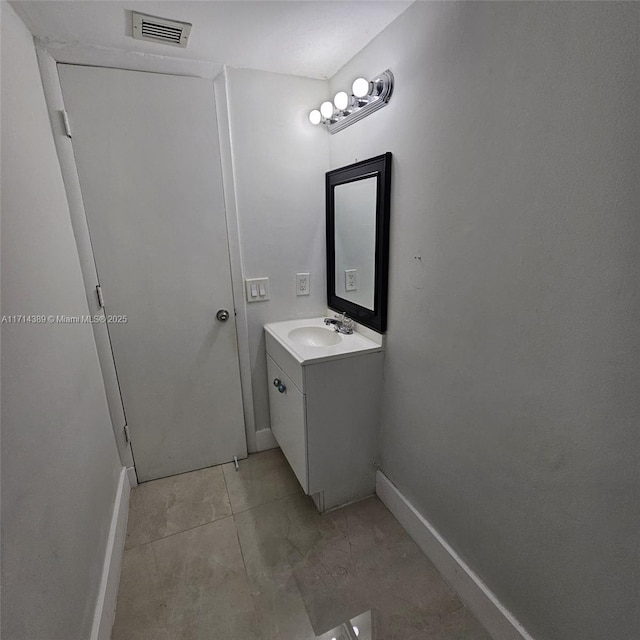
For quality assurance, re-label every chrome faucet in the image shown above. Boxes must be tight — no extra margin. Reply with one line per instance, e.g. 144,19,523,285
324,313,354,334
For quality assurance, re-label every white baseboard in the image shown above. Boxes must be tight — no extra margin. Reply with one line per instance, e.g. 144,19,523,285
376,471,535,640
91,466,130,640
255,427,278,452
126,465,138,487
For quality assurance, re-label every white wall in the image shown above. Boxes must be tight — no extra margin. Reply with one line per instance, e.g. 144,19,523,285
223,68,329,440
330,3,640,640
1,4,123,638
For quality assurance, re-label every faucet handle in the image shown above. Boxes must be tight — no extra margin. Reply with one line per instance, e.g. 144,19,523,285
336,313,354,333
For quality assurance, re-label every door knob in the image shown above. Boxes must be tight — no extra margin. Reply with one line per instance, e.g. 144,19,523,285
216,309,230,322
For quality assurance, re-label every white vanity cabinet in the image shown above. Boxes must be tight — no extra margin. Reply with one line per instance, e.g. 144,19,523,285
265,318,384,512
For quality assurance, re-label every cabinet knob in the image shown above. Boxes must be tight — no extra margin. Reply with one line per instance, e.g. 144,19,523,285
273,378,286,393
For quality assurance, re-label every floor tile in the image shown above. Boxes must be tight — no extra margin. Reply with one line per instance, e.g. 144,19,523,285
233,492,325,585
113,517,262,640
114,453,491,640
250,578,318,640
111,543,171,640
153,518,261,639
294,498,490,639
300,500,490,639
222,448,301,513
125,465,231,549
235,493,491,640
234,492,322,640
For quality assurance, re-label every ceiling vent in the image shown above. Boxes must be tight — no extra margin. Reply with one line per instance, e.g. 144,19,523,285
131,12,191,48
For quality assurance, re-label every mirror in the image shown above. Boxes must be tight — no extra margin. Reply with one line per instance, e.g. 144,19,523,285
326,153,392,332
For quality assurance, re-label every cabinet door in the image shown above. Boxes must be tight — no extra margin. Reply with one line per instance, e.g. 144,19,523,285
266,355,308,493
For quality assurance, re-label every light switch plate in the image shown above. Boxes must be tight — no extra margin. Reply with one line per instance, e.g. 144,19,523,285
296,273,310,296
245,277,270,302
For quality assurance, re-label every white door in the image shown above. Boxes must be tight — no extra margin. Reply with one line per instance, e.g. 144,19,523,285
58,64,246,482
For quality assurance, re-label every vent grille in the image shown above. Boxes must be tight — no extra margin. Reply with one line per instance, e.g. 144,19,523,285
132,12,191,48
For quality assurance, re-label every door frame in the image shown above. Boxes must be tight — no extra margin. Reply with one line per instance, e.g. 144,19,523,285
35,40,258,468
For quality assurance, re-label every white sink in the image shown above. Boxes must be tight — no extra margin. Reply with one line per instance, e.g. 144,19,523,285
264,317,383,365
288,326,342,347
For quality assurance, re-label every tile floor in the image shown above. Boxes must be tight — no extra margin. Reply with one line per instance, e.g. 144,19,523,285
112,449,491,640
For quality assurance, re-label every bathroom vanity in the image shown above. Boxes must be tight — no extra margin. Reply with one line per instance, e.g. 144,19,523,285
264,317,384,512
264,153,391,512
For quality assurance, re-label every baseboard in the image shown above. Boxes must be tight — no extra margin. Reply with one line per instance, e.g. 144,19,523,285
376,471,535,640
126,465,138,487
255,427,278,452
90,466,130,640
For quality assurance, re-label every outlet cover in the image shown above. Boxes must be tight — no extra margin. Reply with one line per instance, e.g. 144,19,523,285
345,269,358,291
296,273,310,296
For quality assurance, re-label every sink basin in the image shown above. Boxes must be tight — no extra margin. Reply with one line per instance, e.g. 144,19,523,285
265,317,383,365
287,326,342,347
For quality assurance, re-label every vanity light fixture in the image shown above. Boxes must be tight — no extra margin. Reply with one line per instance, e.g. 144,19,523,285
308,69,394,133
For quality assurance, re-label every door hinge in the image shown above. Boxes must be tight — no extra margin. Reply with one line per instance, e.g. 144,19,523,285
61,110,72,138
96,284,105,308
124,424,131,443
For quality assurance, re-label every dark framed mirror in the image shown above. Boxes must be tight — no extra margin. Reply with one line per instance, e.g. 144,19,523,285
326,152,392,333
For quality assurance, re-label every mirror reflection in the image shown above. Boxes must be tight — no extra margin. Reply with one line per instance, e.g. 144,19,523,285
334,177,377,311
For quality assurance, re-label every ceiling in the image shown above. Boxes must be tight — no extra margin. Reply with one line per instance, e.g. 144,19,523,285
12,1,413,79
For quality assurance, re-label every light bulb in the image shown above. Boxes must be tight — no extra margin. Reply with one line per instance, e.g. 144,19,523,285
333,91,349,111
353,626,360,636
352,77,370,98
308,109,322,125
320,101,334,119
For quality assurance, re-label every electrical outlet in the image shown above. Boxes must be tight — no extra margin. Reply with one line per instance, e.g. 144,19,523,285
296,273,310,296
345,269,358,291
